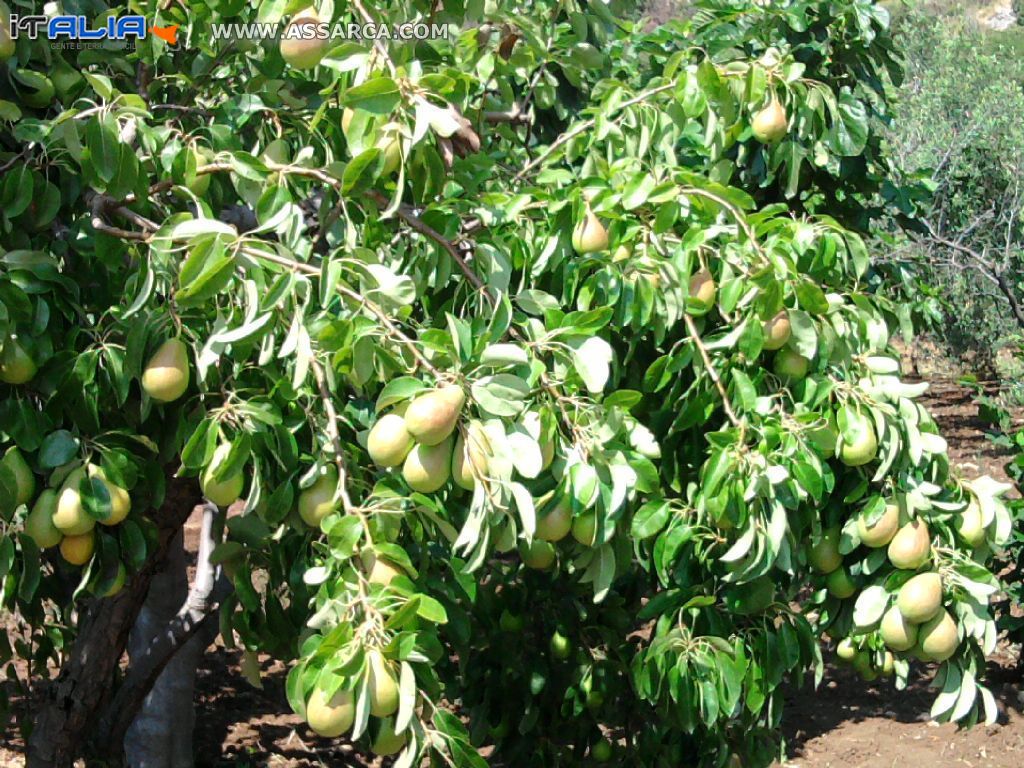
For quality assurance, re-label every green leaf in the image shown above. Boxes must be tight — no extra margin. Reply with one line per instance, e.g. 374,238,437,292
39,430,80,469
631,499,671,539
344,78,401,114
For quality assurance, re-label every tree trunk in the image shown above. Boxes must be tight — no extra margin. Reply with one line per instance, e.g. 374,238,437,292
115,504,227,768
121,531,204,768
26,477,201,768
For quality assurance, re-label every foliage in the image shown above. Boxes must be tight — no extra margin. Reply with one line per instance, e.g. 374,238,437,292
0,1,1016,766
874,10,1024,370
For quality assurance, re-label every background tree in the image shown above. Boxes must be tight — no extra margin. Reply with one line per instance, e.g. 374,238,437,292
0,2,1016,767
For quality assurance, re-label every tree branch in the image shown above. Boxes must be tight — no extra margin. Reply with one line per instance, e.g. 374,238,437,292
684,314,741,428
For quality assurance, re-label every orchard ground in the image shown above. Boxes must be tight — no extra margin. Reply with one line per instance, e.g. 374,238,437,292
1,364,1021,767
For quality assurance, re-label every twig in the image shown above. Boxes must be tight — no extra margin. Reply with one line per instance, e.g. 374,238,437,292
367,190,485,291
238,246,443,377
309,356,373,544
684,314,741,428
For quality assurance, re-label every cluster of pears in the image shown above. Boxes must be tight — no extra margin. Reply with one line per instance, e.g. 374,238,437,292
280,7,330,69
304,649,407,755
366,384,468,494
12,451,131,567
816,503,962,665
519,493,602,571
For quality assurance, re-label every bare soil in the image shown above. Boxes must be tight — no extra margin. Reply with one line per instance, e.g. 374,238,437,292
1,377,1021,767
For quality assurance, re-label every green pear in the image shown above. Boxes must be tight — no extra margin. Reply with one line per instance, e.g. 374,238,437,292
887,520,931,570
751,96,788,143
880,605,918,651
306,685,355,738
201,444,244,507
25,489,62,549
367,414,414,468
298,466,339,527
367,650,399,717
0,338,37,385
571,206,608,254
2,446,36,507
762,310,791,351
402,438,452,493
60,531,95,565
917,609,959,662
896,572,942,624
452,422,490,490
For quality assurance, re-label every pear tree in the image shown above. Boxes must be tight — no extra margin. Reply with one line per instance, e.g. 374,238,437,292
0,2,1016,768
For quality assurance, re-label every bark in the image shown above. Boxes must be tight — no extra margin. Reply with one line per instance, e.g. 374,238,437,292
26,477,202,768
107,503,228,766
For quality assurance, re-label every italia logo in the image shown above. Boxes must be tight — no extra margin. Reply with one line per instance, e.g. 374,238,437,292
9,14,179,45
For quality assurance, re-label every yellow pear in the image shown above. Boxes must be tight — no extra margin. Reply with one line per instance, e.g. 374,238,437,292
404,385,465,445
571,206,609,254
298,466,339,528
25,489,62,549
370,716,407,756
896,572,943,624
687,269,717,315
880,605,918,651
840,416,878,467
88,465,130,526
341,107,355,134
280,8,329,69
855,502,900,548
887,519,931,570
60,531,95,565
762,310,791,351
306,685,355,737
53,468,96,536
141,339,190,403
536,497,572,542
2,446,36,507
367,414,414,468
0,338,37,385
752,95,788,143
367,650,399,717
375,126,403,176
201,444,244,507
955,502,985,547
362,550,403,586
452,423,490,490
402,438,452,493
917,609,959,662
